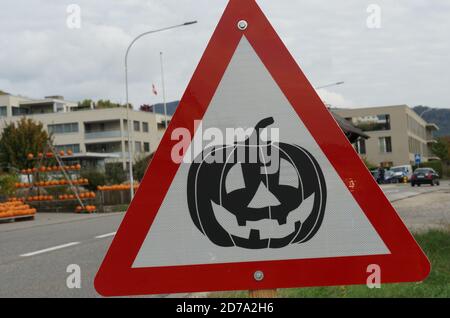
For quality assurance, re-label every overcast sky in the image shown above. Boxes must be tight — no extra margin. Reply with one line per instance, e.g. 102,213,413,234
1,0,449,109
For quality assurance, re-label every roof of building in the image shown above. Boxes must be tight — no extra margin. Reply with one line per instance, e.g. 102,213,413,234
331,111,369,143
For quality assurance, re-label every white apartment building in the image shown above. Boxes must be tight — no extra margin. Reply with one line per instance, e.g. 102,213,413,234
334,105,439,167
0,93,169,169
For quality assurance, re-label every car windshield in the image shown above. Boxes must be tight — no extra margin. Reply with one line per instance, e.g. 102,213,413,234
415,169,430,173
391,167,405,173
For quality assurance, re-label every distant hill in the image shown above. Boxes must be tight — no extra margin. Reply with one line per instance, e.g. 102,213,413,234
413,106,450,137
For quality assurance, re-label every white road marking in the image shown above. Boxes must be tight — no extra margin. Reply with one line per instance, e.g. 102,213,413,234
20,242,80,257
95,232,116,239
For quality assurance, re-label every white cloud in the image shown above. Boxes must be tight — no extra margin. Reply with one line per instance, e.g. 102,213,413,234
0,0,449,109
316,89,354,108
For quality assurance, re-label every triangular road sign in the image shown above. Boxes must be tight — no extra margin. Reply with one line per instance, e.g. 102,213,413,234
95,0,430,296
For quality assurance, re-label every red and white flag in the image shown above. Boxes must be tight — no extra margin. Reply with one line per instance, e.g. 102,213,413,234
152,84,158,96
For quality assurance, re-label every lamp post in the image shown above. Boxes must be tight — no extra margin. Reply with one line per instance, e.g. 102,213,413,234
124,21,197,198
315,81,345,90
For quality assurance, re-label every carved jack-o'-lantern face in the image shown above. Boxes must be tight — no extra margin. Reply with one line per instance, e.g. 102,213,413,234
187,117,327,249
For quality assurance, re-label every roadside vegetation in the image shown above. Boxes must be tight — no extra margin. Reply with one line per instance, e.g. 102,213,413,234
210,229,450,298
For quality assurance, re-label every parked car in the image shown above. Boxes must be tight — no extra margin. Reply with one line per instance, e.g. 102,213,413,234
384,170,397,184
388,165,413,183
411,168,440,187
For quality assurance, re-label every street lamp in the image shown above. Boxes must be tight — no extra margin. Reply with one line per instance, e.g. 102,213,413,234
124,21,198,198
315,81,345,90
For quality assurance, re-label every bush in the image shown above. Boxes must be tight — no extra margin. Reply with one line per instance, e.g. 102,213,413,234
80,170,106,191
413,161,443,176
0,173,19,197
133,153,154,182
362,158,377,171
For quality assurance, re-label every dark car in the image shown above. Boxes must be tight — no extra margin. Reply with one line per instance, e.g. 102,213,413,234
411,168,440,187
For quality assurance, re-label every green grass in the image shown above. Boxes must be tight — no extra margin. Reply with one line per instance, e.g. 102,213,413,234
210,229,450,298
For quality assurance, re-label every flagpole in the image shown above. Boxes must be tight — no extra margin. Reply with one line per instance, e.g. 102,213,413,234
160,51,168,129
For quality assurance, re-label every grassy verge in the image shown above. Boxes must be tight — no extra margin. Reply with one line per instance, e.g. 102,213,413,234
210,229,450,298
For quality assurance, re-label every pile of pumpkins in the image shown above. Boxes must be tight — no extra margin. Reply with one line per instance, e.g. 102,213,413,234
15,178,89,188
75,205,97,213
97,184,140,191
26,150,74,160
26,195,54,202
20,164,81,175
0,201,37,219
58,191,96,201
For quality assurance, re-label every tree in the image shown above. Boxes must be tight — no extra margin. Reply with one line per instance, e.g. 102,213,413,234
0,118,50,171
133,153,154,181
105,163,127,184
77,99,94,109
431,137,449,162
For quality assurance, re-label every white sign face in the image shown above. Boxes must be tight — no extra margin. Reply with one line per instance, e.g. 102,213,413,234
133,37,389,268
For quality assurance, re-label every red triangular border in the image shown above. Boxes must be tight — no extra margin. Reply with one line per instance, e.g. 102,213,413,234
95,0,430,296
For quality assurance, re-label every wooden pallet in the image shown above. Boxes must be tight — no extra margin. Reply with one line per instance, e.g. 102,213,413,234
0,214,35,223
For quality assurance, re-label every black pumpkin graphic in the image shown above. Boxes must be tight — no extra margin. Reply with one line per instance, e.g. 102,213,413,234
187,117,327,249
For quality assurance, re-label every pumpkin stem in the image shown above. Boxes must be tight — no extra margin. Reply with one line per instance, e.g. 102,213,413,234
250,117,274,146
254,117,274,131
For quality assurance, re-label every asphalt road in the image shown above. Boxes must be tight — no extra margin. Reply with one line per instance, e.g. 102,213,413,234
0,181,448,298
381,180,450,202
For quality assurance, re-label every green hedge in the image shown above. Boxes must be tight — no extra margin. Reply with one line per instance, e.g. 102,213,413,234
413,161,443,176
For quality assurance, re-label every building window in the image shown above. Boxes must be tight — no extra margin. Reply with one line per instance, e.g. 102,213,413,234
350,114,391,132
135,141,142,153
379,137,392,153
134,121,140,132
0,106,6,117
12,107,28,116
144,142,150,153
55,144,80,153
143,122,149,132
48,123,79,134
355,139,366,155
408,136,423,156
407,115,426,140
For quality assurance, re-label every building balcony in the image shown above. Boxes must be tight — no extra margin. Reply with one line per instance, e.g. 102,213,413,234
84,130,123,139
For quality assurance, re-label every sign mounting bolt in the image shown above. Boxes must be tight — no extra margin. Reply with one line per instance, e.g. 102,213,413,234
254,270,264,281
238,20,248,30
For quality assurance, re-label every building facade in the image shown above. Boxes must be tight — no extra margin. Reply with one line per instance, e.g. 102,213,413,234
0,94,168,169
334,105,439,167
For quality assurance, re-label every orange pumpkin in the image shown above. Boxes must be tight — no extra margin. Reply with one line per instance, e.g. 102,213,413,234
59,150,65,156
67,150,73,156
27,153,34,160
37,152,43,159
